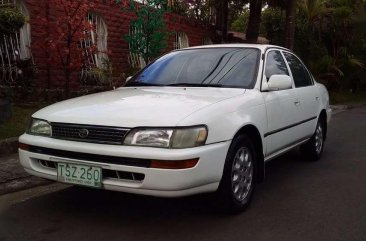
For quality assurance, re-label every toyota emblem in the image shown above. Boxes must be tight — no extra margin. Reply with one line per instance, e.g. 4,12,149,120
78,129,89,138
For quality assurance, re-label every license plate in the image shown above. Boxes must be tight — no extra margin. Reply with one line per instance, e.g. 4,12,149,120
57,163,102,188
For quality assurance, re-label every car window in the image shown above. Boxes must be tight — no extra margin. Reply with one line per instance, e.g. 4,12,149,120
283,52,313,87
127,48,260,89
265,50,289,81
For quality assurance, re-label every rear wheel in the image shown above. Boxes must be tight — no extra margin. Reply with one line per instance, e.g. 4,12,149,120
216,135,257,214
301,118,325,161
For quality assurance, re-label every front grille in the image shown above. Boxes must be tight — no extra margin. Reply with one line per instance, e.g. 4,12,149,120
51,123,129,144
30,145,151,167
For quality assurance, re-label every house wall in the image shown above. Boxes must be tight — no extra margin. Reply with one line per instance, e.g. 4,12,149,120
24,0,215,89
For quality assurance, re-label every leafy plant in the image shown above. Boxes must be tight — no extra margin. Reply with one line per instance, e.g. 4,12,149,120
230,8,249,32
119,0,170,64
34,0,96,98
0,7,25,35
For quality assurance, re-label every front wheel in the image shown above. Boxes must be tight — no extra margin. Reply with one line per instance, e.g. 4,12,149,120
216,135,257,214
301,118,325,161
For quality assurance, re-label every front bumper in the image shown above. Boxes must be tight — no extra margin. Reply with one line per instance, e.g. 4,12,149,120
19,134,231,197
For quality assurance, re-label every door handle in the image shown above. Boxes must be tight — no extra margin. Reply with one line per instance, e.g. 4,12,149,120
294,101,300,106
315,97,320,101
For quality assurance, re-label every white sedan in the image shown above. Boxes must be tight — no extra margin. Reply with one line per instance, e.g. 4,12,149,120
19,44,331,213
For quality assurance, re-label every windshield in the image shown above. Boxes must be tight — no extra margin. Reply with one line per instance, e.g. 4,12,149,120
126,47,260,88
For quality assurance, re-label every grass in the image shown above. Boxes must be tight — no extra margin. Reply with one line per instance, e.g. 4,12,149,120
0,105,43,140
329,91,366,105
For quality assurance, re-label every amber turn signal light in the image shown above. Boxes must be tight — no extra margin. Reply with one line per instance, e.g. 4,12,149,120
150,158,199,169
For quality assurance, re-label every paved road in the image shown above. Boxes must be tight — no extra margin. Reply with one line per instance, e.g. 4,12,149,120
0,154,49,195
1,107,366,241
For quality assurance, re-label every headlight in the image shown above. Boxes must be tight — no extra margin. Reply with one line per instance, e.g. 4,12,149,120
28,118,52,136
124,129,173,148
123,126,208,148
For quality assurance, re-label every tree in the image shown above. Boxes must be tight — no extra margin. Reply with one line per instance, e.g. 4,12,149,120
122,0,170,64
35,0,96,98
284,0,297,49
220,0,229,42
230,8,249,32
246,0,263,43
260,7,285,44
267,0,297,49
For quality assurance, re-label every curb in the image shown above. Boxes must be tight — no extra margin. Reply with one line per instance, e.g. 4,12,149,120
0,176,51,196
0,137,18,157
331,103,366,115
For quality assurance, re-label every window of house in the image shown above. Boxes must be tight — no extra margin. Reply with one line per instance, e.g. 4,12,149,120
174,32,189,49
283,52,313,87
128,25,146,69
0,0,32,83
16,0,31,60
81,12,108,68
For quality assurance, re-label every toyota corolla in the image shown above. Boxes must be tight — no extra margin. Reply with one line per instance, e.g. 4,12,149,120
18,44,331,213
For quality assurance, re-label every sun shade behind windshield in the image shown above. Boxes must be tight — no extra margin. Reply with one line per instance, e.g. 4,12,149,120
128,48,260,88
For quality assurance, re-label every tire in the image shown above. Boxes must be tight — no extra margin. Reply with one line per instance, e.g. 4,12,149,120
216,134,257,214
300,117,325,161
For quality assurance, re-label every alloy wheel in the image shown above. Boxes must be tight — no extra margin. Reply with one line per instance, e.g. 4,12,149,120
231,147,253,202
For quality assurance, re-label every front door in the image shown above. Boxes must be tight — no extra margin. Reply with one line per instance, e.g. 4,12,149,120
262,50,303,157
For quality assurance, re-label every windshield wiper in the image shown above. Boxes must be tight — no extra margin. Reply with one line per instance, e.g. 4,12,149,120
125,81,162,87
166,83,223,87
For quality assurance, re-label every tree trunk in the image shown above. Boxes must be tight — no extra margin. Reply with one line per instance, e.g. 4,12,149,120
246,0,262,43
285,0,297,50
215,0,228,43
222,0,229,43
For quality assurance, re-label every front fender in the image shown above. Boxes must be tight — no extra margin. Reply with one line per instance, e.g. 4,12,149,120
177,90,267,148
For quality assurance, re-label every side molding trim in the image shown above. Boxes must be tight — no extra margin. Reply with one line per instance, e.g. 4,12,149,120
264,116,317,138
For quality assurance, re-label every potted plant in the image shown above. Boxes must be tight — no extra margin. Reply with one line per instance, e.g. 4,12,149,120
0,6,25,35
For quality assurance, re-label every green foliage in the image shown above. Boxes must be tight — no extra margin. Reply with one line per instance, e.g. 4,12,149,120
169,0,216,23
260,7,285,45
0,105,42,139
230,8,249,32
0,7,25,35
122,0,170,64
257,0,366,92
228,1,249,27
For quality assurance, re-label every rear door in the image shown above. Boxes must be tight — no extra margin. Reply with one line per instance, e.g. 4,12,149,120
282,51,318,139
262,50,303,157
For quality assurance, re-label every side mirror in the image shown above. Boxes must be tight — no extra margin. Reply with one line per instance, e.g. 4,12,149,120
267,75,292,91
126,76,133,83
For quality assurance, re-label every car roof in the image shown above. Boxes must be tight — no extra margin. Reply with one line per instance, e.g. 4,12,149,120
181,44,291,52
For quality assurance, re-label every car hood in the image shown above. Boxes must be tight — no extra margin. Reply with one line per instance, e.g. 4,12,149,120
34,87,246,127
